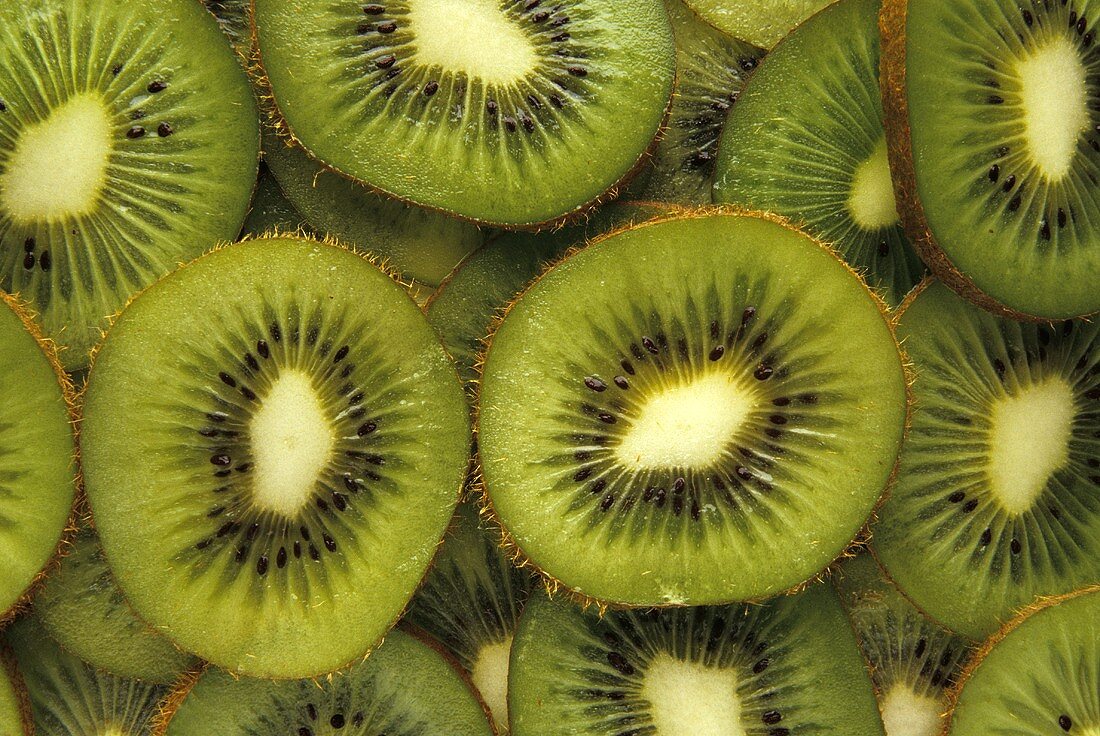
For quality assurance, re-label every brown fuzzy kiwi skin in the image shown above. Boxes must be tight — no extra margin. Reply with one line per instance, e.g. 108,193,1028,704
0,644,34,736
472,205,915,612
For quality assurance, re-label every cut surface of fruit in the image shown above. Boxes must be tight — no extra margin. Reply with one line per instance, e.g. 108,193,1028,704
479,212,907,606
252,0,676,226
81,237,470,678
874,280,1100,640
0,0,259,368
160,629,494,736
239,166,311,237
0,651,26,736
682,0,834,48
882,0,1100,318
509,582,885,736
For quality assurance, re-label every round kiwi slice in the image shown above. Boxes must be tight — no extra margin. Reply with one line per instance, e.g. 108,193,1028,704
873,280,1100,640
834,553,973,736
240,165,312,238
0,648,29,736
0,0,259,369
682,0,834,49
713,0,925,305
252,0,676,227
946,586,1100,736
509,582,885,735
80,236,470,678
0,293,76,621
33,526,198,684
159,628,493,736
882,0,1100,319
478,212,908,606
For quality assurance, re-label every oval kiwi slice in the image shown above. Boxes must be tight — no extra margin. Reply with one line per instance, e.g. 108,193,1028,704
0,293,76,621
682,0,834,49
160,629,494,736
882,0,1100,319
0,650,28,736
81,236,470,678
946,586,1100,736
0,0,259,369
252,0,676,227
874,280,1100,640
509,582,885,736
479,212,908,606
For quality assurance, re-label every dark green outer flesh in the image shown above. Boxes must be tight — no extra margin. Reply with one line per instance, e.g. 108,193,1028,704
240,166,312,238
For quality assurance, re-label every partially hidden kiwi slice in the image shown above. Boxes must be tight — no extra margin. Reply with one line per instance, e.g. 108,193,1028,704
509,581,885,736
882,0,1100,319
239,164,312,238
252,0,676,227
873,280,1100,640
713,0,925,305
0,649,28,736
203,0,251,56
159,629,494,736
681,0,834,49
0,293,76,621
947,586,1100,736
0,0,259,369
80,236,470,678
478,212,908,606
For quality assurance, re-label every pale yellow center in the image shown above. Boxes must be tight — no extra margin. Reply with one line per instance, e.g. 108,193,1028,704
1016,36,1090,181
98,727,127,736
471,637,513,733
407,0,537,84
641,654,745,736
848,138,900,230
879,684,944,736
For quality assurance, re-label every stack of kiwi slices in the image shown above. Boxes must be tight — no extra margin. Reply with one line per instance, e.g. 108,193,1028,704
2,0,1099,734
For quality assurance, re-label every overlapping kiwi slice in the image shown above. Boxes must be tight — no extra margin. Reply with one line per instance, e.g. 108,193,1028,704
479,212,908,606
160,629,494,736
882,0,1100,318
252,0,676,227
681,0,833,48
0,0,259,369
874,280,1100,640
0,649,28,736
80,236,470,678
240,165,311,238
509,582,885,735
713,0,925,305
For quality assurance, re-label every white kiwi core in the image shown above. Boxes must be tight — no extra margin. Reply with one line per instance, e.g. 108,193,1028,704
1015,36,1090,181
471,636,513,731
641,654,746,736
879,684,944,736
407,0,538,85
848,138,900,230
248,370,335,516
0,94,113,222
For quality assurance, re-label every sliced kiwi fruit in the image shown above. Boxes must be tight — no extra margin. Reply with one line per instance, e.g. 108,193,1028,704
0,293,76,621
713,0,925,305
509,581,885,735
160,628,494,736
33,525,198,684
240,164,312,237
882,0,1100,319
874,279,1100,640
682,0,834,48
203,0,251,56
0,649,28,736
834,553,972,736
947,586,1100,736
80,236,470,678
252,0,676,227
478,212,908,606
0,0,259,369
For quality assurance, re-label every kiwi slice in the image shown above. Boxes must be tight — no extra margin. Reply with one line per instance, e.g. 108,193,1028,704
873,280,1100,640
33,526,198,684
0,0,259,369
204,0,252,56
252,0,676,227
80,236,470,678
0,293,76,621
160,629,494,736
882,0,1100,319
682,0,834,48
947,586,1100,736
479,212,908,606
0,649,28,736
834,553,972,736
509,581,885,735
240,165,312,237
713,0,925,305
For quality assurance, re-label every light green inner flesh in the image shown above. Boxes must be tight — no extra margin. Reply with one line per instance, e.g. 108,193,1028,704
848,139,900,230
641,655,745,736
409,0,537,83
471,637,512,731
1015,36,1089,181
879,684,942,736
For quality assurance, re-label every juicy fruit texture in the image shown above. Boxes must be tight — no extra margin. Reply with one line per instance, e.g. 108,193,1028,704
0,294,75,619
714,0,924,304
948,587,1100,736
509,582,885,736
0,0,259,368
883,0,1100,318
479,213,908,605
80,237,470,678
253,0,676,226
682,0,834,48
161,630,494,736
874,281,1100,640
0,652,25,736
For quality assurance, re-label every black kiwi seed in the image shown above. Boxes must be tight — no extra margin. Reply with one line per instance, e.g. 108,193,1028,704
157,122,174,137
147,80,167,93
126,126,146,139
376,20,397,33
22,253,34,270
363,3,384,12
1060,715,1072,731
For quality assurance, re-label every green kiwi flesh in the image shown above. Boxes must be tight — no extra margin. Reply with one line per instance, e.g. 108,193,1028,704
0,0,259,369
713,0,925,305
252,0,676,227
874,280,1100,640
0,650,26,736
478,212,907,606
203,0,251,56
509,582,885,736
161,629,494,736
80,236,470,678
682,0,834,48
239,165,312,238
